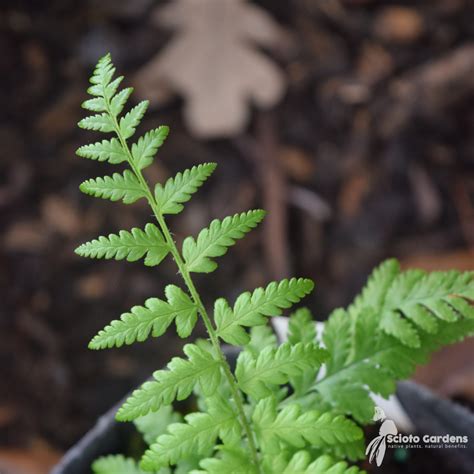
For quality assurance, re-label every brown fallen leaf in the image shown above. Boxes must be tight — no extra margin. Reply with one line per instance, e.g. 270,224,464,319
135,0,287,138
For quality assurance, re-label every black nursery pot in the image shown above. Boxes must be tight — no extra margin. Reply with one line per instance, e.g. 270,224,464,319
52,351,473,474
52,346,242,474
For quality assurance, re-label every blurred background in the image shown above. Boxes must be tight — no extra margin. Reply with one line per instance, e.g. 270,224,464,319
1,0,473,472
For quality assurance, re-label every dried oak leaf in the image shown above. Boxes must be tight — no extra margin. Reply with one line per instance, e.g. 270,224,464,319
135,0,287,138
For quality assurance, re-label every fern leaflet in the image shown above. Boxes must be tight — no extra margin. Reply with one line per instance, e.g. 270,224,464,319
252,397,362,455
182,210,265,273
80,170,145,204
140,397,240,471
117,343,222,421
215,278,314,345
154,163,217,215
236,342,328,399
75,223,169,266
92,455,148,474
132,126,169,170
89,285,197,349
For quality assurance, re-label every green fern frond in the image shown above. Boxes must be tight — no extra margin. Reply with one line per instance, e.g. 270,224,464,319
252,397,362,455
92,455,148,474
89,285,197,349
215,278,314,345
79,170,145,204
75,224,169,266
236,342,328,399
132,127,169,170
313,304,474,424
140,397,240,471
351,259,474,346
117,344,222,421
154,163,217,215
182,210,265,273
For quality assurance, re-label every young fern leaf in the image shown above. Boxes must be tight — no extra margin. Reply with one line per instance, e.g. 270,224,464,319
140,397,240,471
215,278,314,345
117,343,222,421
235,342,328,399
252,397,362,456
75,223,169,266
351,259,474,346
182,210,265,273
92,455,148,474
312,303,474,424
154,163,217,215
89,285,197,349
132,126,169,170
79,170,145,204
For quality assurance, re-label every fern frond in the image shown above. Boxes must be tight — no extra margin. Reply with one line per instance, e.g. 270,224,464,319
132,127,169,170
215,278,314,345
154,163,217,215
313,306,474,423
76,138,126,164
140,397,240,471
351,259,474,346
75,223,169,266
92,455,147,474
236,342,328,399
135,405,182,446
117,344,222,421
119,100,149,139
79,170,145,204
182,210,265,273
253,397,362,455
89,285,197,349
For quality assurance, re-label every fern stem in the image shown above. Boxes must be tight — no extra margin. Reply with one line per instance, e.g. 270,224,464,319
106,103,262,472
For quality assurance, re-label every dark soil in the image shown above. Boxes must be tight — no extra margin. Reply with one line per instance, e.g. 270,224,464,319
1,0,473,472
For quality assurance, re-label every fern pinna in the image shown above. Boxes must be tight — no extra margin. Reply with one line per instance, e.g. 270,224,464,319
76,54,474,474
